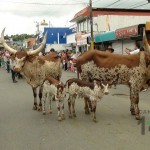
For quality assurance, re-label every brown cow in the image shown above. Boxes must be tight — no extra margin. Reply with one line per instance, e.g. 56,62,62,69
65,78,109,122
1,28,62,111
76,29,150,120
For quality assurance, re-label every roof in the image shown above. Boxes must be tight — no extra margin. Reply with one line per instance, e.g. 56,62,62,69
70,7,150,22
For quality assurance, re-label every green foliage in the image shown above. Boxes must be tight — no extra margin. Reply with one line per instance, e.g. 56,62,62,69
6,34,36,41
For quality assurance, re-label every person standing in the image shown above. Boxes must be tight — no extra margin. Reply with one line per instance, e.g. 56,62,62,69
105,47,114,53
10,54,17,83
124,44,140,55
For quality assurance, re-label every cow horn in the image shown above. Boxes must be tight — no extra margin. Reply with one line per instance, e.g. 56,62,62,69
27,32,47,55
1,28,17,54
143,28,150,53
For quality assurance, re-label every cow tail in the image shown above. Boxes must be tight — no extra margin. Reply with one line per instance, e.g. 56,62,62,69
77,70,80,79
65,80,69,93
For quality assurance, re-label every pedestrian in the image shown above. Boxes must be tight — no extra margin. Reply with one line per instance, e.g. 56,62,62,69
10,54,17,83
105,46,114,53
6,56,10,73
124,44,140,55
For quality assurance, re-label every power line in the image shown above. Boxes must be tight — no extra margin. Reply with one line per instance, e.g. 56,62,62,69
110,0,129,8
129,2,149,9
0,1,88,5
105,0,121,8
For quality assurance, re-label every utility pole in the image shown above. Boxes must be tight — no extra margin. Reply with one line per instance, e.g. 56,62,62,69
90,0,94,50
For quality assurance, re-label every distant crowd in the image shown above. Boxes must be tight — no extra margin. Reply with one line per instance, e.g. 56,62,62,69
39,48,81,73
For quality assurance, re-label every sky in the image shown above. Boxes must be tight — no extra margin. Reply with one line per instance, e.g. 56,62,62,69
0,0,150,36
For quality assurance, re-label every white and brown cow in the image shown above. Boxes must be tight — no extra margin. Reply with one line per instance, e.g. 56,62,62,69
76,28,150,120
42,77,66,121
1,28,62,111
65,78,109,122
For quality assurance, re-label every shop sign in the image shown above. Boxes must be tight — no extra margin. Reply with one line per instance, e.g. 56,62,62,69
115,25,138,38
76,33,90,45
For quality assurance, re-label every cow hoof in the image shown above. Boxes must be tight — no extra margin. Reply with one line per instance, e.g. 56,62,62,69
73,114,77,117
61,115,65,120
38,106,42,111
49,111,53,114
33,106,37,110
85,110,90,114
58,117,62,121
90,109,93,112
43,111,46,115
130,110,136,115
135,115,141,120
93,118,97,123
69,115,72,118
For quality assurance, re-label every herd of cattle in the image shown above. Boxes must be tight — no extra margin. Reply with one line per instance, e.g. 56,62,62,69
1,27,150,122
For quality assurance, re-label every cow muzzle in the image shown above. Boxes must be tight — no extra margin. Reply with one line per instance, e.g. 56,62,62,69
104,91,109,95
14,67,21,72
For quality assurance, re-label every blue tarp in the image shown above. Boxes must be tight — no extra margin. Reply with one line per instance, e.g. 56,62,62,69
94,31,117,43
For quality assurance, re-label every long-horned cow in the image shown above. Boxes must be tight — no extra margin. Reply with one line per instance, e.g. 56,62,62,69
1,28,62,111
76,28,150,120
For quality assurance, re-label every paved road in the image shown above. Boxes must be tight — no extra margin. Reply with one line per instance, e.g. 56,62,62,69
0,67,150,150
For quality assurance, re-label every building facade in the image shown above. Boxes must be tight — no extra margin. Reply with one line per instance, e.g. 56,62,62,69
44,27,76,52
70,7,150,53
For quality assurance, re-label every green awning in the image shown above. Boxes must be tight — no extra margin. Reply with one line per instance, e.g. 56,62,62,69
94,31,117,43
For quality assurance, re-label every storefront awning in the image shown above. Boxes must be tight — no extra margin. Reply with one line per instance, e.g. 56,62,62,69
94,31,116,43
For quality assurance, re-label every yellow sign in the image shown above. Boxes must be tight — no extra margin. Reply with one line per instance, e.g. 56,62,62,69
40,20,48,26
146,22,150,31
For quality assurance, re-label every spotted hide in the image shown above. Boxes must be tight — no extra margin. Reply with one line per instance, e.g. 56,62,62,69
1,28,62,111
76,29,150,120
65,78,109,122
42,77,66,121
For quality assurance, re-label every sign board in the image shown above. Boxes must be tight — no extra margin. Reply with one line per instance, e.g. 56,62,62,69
115,25,138,38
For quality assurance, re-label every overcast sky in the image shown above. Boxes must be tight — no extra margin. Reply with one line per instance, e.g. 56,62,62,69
0,0,150,36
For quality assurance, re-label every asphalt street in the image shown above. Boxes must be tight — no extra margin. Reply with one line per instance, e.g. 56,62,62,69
0,67,150,150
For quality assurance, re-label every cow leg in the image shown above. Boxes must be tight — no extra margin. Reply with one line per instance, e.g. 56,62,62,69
130,87,136,115
60,100,65,120
130,87,140,120
42,93,47,115
48,94,53,114
92,105,97,122
32,87,38,110
88,98,93,112
72,97,76,117
84,97,90,114
91,100,97,122
68,95,73,118
38,85,43,111
132,94,140,120
56,100,62,121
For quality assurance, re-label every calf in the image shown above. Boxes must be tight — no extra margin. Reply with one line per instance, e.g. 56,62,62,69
65,78,109,122
42,76,66,121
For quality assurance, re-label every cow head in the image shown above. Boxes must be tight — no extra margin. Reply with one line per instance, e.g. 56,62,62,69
90,80,109,111
55,82,66,101
1,28,47,72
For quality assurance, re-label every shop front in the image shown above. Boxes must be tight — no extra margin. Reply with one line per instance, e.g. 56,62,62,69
114,24,145,54
94,31,117,50
75,32,90,53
